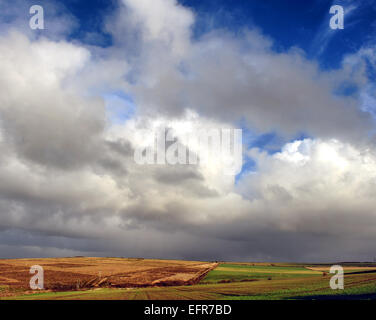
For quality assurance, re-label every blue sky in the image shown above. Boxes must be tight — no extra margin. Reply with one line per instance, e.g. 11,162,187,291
61,0,376,68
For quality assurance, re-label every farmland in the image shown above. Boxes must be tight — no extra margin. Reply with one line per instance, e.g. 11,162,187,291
1,258,376,300
0,257,216,293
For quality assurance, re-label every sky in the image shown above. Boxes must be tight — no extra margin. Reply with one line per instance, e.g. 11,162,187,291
0,0,376,262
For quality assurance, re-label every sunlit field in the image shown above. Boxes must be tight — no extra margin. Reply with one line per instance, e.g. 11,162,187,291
1,259,376,300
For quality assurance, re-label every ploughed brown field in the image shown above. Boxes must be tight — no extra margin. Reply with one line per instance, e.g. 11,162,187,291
0,257,217,292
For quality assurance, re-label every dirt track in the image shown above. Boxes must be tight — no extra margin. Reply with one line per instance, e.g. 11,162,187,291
0,257,217,292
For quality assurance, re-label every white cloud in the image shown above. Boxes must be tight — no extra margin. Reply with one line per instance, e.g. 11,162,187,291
240,138,376,238
0,32,105,169
122,27,372,143
121,0,194,57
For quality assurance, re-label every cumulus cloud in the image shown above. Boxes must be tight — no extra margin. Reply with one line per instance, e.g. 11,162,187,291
0,32,106,169
0,0,375,262
108,4,373,143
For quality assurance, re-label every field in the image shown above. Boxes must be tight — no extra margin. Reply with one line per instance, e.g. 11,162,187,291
0,257,216,294
1,258,376,300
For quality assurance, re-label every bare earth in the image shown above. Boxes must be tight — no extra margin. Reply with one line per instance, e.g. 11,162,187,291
0,257,217,292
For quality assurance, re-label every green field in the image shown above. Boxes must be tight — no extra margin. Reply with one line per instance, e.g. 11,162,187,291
201,263,322,283
2,262,376,300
